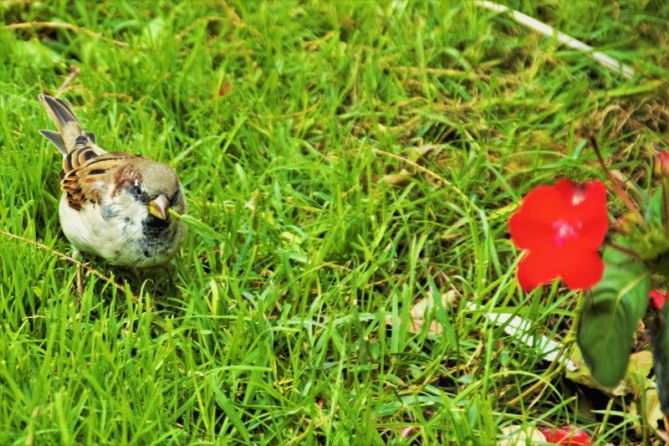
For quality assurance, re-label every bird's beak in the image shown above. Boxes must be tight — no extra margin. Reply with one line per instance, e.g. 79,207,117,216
148,195,170,220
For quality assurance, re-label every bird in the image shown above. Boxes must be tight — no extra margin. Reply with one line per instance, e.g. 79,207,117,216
38,94,186,268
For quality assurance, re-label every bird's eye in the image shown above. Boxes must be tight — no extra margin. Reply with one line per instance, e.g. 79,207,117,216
130,179,145,199
171,187,181,204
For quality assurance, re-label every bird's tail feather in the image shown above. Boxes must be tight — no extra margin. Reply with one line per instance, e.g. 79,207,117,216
38,95,86,155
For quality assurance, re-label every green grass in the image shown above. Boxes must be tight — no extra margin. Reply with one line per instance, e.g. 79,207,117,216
1,0,668,444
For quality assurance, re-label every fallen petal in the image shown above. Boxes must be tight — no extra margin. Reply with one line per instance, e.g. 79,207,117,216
540,426,592,445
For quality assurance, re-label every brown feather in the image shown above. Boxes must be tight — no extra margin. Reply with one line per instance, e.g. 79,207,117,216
60,151,142,210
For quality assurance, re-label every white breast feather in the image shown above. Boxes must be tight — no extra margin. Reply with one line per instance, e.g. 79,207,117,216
59,191,149,265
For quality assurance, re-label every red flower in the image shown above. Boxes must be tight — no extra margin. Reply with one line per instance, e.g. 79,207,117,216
509,179,608,291
654,150,669,178
650,289,668,309
540,426,592,445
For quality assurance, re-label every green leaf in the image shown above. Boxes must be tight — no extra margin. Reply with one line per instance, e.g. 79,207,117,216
168,210,221,246
567,348,653,397
645,188,664,227
631,188,669,266
577,247,650,388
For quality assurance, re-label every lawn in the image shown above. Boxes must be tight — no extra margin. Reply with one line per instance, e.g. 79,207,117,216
1,0,668,444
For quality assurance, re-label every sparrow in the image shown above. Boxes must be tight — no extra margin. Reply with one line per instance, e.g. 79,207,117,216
38,94,186,267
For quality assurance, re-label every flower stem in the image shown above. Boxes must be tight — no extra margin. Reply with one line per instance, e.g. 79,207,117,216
589,137,645,224
605,240,643,260
663,179,669,237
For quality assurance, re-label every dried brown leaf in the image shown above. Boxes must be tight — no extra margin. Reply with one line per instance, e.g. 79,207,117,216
385,290,458,335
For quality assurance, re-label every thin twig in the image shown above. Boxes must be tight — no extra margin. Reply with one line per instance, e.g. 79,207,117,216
473,0,634,79
384,65,487,81
590,137,645,224
0,229,135,299
55,65,81,97
605,240,643,260
5,21,129,48
663,181,669,237
372,148,481,213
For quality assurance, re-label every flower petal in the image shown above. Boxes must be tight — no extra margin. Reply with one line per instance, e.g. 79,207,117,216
650,290,667,309
509,183,571,250
558,244,604,290
510,179,608,292
655,151,669,178
510,179,608,251
540,426,592,446
554,178,607,218
517,250,560,291
509,212,554,250
515,184,569,225
577,221,608,250
554,178,579,204
578,180,607,217
572,181,608,246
